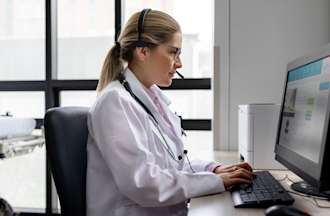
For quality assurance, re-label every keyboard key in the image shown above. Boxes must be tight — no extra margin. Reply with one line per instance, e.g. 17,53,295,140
256,193,265,200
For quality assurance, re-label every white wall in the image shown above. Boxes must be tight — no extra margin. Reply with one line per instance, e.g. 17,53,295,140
214,0,330,150
213,0,230,150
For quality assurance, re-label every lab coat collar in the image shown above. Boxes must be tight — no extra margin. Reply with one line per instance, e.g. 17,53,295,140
124,68,171,106
124,67,184,145
124,68,163,122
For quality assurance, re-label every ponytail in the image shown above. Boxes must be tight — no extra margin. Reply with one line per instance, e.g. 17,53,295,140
97,10,180,93
96,44,123,93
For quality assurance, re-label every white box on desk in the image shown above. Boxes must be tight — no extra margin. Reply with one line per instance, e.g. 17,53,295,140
238,104,286,170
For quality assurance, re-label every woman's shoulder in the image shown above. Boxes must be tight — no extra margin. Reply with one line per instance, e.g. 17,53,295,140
98,80,124,98
90,80,136,113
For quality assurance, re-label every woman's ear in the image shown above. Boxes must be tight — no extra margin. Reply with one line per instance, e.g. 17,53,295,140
135,47,150,61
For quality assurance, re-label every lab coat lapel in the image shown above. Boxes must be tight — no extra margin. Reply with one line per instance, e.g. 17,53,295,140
167,111,183,139
124,68,163,126
125,68,183,159
124,68,183,146
150,85,183,139
156,93,185,156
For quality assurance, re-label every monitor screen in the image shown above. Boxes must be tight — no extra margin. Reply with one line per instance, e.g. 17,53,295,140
275,43,330,191
278,56,330,164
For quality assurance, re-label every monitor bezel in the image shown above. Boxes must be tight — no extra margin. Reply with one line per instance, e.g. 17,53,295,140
275,43,330,191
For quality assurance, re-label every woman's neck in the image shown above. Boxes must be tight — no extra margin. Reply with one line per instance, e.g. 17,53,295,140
128,63,153,88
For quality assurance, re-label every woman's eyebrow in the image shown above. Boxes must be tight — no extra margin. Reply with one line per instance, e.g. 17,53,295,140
167,45,181,49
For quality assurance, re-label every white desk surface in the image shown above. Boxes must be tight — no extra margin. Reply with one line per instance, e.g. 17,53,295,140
188,152,330,216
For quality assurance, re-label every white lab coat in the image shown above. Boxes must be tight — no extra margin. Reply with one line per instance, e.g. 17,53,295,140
86,68,225,216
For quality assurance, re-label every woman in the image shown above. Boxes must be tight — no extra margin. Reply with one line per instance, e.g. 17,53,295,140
87,9,254,216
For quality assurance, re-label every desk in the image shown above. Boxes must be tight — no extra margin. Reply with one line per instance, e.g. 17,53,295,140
188,152,330,216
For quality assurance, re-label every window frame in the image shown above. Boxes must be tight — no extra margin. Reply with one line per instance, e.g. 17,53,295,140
0,0,212,214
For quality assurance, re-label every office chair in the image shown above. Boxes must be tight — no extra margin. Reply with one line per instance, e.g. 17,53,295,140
44,107,89,216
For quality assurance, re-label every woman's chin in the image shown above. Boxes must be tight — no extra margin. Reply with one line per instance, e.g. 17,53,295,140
158,79,172,87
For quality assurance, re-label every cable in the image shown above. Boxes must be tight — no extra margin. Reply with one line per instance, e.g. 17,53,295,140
286,186,330,209
152,117,195,173
287,176,296,184
256,172,330,208
287,190,330,200
274,174,288,182
151,117,178,161
287,190,330,208
281,176,330,209
286,179,329,199
286,178,330,200
313,197,330,208
184,151,196,173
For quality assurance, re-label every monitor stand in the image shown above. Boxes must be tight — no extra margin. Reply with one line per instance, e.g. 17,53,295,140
291,181,330,198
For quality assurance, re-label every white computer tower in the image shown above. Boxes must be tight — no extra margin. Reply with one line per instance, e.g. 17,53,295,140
238,104,286,170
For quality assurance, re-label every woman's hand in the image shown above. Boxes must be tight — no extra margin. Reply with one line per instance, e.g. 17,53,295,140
213,162,255,190
217,168,254,190
213,162,253,174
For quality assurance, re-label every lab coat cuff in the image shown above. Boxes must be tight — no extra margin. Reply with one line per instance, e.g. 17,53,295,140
206,162,222,173
187,172,226,198
190,160,220,172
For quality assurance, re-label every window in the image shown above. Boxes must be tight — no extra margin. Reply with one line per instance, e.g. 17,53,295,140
59,90,212,119
0,145,46,210
0,92,45,118
60,91,96,107
165,90,212,119
0,0,214,214
0,92,45,210
0,0,45,80
57,0,115,80
0,0,45,211
182,131,214,160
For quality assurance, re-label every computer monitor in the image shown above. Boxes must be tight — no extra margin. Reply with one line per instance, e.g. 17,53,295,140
275,43,330,198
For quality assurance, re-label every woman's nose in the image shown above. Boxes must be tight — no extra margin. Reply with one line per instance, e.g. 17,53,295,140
175,57,182,69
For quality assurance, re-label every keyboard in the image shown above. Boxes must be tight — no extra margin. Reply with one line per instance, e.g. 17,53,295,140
231,171,294,208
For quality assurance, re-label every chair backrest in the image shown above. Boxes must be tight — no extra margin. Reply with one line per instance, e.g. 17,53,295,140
44,107,89,216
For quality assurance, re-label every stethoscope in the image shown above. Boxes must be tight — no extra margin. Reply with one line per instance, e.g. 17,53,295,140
119,73,195,173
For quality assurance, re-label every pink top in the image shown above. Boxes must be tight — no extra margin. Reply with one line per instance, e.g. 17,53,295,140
145,87,174,133
145,86,221,173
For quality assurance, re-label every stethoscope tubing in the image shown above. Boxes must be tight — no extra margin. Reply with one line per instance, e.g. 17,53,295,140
119,74,195,172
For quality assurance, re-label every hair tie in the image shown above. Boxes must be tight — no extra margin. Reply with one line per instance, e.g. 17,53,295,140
115,41,120,49
115,41,121,58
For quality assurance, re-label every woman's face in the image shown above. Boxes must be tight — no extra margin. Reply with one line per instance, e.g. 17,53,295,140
146,32,183,87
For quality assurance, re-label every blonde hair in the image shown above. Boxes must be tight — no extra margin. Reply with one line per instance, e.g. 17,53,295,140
96,10,181,92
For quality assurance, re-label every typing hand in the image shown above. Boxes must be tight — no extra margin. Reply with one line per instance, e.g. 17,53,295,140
217,168,254,190
213,162,254,174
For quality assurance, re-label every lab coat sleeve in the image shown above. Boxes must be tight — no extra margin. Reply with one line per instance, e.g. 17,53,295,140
89,90,225,207
183,160,222,173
